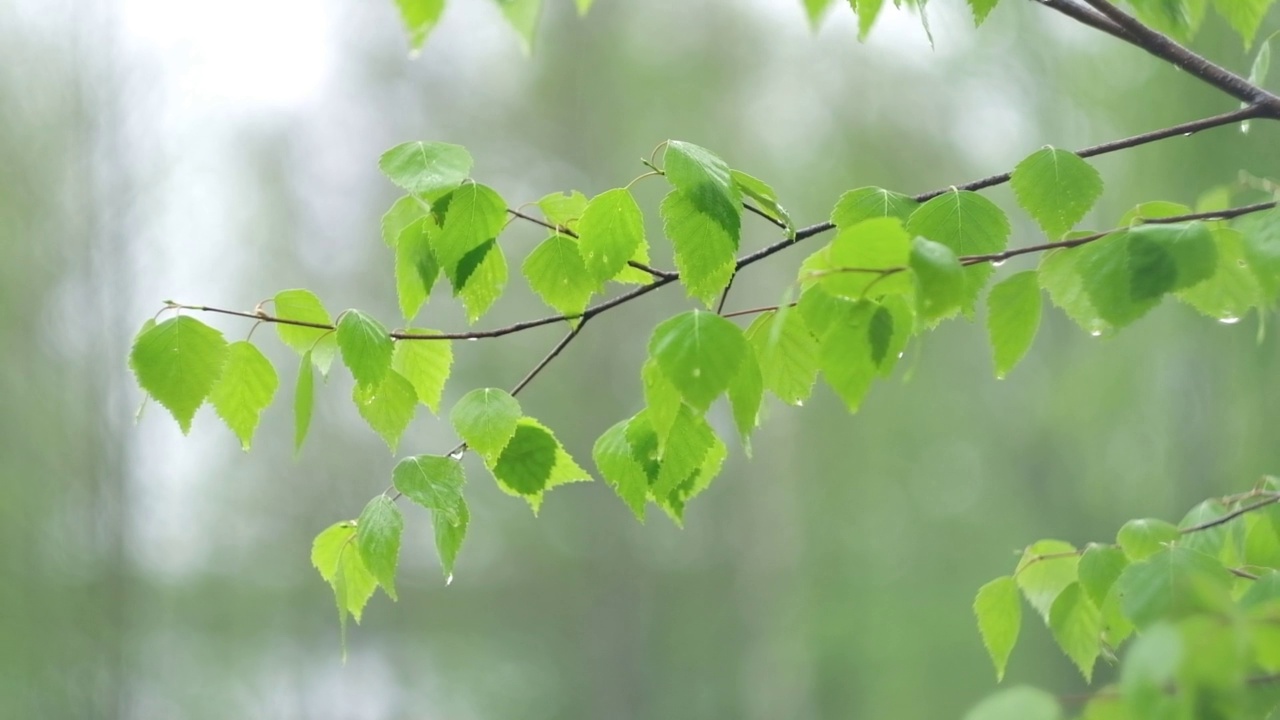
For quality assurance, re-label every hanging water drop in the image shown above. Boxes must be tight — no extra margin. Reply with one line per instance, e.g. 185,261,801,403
1219,315,1241,325
897,352,905,359
446,573,454,586
1090,330,1103,337
467,337,478,342
448,448,464,460
795,400,804,407
992,259,1006,268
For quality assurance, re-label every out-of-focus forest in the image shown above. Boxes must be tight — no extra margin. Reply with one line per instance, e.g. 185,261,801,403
4,0,1280,717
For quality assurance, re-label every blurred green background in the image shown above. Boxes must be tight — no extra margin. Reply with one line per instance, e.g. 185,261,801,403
4,0,1280,717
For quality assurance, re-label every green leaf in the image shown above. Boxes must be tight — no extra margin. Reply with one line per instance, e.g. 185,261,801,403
727,346,763,449
732,170,794,235
1049,582,1102,681
391,333,452,412
808,217,914,300
311,521,378,630
1115,546,1234,627
392,455,466,525
974,575,1021,681
1120,623,1183,719
1015,539,1079,622
745,307,820,406
495,0,542,53
274,289,338,374
433,183,507,286
1237,208,1280,300
538,190,588,230
356,496,403,600
433,499,468,580
648,310,749,411
378,141,472,195
574,0,594,14
661,189,738,304
803,0,835,27
1081,223,1217,328
522,233,595,317
394,0,445,50
664,141,740,210
491,418,590,512
382,194,428,247
654,420,727,524
963,686,1061,720
577,188,646,285
1117,518,1181,561
831,186,918,229
907,189,1010,310
852,0,886,39
1178,499,1233,557
450,388,522,462
1038,247,1109,335
130,316,229,434
986,271,1041,379
641,358,682,446
1176,227,1263,323
1119,200,1192,226
593,415,651,520
337,310,393,390
455,240,508,323
1126,0,1207,42
967,0,1000,25
1079,543,1129,607
653,405,717,498
1011,147,1103,239
910,237,966,322
294,351,314,453
209,341,279,450
394,217,440,321
1210,0,1274,46
353,370,417,453
816,300,879,412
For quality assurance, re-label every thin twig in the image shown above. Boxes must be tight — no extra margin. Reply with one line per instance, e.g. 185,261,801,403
744,203,788,230
1180,493,1280,534
1031,0,1134,44
505,207,675,279
721,302,797,320
509,322,588,397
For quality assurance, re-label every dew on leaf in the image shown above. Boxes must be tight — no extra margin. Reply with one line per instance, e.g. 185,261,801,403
446,573,454,586
1219,316,1241,325
992,259,1006,268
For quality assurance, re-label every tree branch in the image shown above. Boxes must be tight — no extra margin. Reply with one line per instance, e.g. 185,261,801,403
506,207,675,280
1030,0,1135,44
1180,493,1280,535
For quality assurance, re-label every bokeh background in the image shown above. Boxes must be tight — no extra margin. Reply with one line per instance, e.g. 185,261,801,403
5,0,1280,717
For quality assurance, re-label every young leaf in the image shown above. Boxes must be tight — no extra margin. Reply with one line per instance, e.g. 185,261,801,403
382,194,428,247
907,189,1010,310
661,189,737,305
1210,0,1274,47
853,0,886,39
1119,623,1183,718
967,0,1000,25
1115,546,1234,627
394,217,440,320
130,316,229,434
311,521,378,628
745,307,820,406
378,141,472,196
973,575,1021,681
641,358,683,445
538,190,588,230
294,351,315,453
274,289,338,374
1078,543,1128,608
962,686,1061,720
1048,583,1102,681
337,310,393,390
652,406,717,498
1015,540,1078,622
1126,0,1207,42
809,218,913,300
831,187,918,228
209,341,279,450
1178,499,1234,557
522,233,595,317
1010,147,1103,238
727,348,763,450
648,310,749,411
803,0,835,27
577,188,645,285
392,455,466,525
1177,227,1263,322
1082,223,1217,328
496,0,542,53
986,271,1041,379
1116,518,1181,561
391,333,453,412
910,237,965,322
663,140,741,213
394,0,446,50
356,496,403,600
732,170,794,235
433,499,468,580
491,418,590,512
655,426,727,524
1238,208,1280,300
593,416,651,520
434,183,507,288
1037,247,1109,336
455,241,508,323
353,370,417,453
816,300,879,412
450,388,522,462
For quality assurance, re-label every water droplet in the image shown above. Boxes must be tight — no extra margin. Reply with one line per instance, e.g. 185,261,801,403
1183,131,1194,137
1090,330,1103,337
448,449,464,460
467,337,478,342
897,352,905,359
446,573,454,586
1219,315,1241,325
795,400,804,407
992,259,1006,268
692,368,701,378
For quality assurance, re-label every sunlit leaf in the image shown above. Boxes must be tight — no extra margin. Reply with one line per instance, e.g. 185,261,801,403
986,271,1041,379
537,190,588,230
732,170,793,235
1115,546,1233,627
450,388,522,462
1015,540,1078,622
1078,543,1128,608
1117,518,1181,561
907,189,1010,311
1011,147,1103,238
392,455,466,526
1210,0,1274,47
337,310,393,390
523,233,595,317
831,186,918,228
491,417,590,512
967,0,1000,25
130,316,229,434
274,289,338,374
1049,583,1101,681
378,141,472,195
974,575,1021,681
495,0,542,53
294,351,314,453
394,0,446,50
312,521,378,634
745,307,820,406
577,188,646,286
910,237,965,322
648,310,749,411
356,496,403,600
661,189,737,305
395,216,440,320
391,333,452,412
353,369,417,453
593,415,651,520
209,341,279,450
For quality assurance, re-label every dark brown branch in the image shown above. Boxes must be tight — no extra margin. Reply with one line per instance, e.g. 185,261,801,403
1031,0,1135,44
744,202,788,230
1078,0,1280,113
1180,493,1280,534
509,322,587,397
